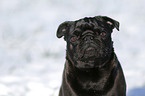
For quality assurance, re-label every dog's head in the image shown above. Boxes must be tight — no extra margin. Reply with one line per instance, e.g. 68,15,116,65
57,16,119,69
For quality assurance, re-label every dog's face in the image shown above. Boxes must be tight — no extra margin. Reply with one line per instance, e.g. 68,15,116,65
57,16,119,69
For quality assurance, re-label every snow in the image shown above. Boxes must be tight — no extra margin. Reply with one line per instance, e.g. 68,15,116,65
0,0,145,96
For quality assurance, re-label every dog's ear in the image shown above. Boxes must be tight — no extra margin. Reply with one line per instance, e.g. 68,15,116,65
102,16,120,31
57,21,72,38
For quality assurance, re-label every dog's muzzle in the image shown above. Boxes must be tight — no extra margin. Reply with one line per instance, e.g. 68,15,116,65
80,31,98,58
82,30,95,41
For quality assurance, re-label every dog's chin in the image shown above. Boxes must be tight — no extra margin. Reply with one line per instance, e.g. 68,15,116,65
76,52,97,67
74,50,110,69
81,51,96,62
75,54,107,70
73,46,112,69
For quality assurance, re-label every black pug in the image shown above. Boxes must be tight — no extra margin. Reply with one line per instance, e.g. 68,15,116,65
57,16,126,96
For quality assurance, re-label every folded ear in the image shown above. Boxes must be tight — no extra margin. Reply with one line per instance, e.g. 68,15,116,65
101,16,120,31
56,21,72,38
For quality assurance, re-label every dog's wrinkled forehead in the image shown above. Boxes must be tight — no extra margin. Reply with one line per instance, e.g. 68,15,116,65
56,16,120,39
75,17,102,30
71,17,108,35
76,18,96,27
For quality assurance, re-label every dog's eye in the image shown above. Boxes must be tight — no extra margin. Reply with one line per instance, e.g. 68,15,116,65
100,32,106,37
71,36,78,42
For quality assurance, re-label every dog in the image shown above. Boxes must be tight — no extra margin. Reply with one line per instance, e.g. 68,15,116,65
57,16,126,96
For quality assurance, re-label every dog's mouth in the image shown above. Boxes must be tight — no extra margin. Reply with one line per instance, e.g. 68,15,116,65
76,42,111,63
74,44,112,69
77,44,99,63
80,42,98,56
83,47,96,58
72,40,113,69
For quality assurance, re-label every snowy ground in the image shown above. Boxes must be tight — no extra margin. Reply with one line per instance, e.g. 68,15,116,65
0,0,145,96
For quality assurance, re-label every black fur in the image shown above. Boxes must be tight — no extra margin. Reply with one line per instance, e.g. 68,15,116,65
57,16,126,96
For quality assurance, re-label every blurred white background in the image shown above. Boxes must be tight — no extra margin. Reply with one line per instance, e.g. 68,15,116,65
0,0,145,96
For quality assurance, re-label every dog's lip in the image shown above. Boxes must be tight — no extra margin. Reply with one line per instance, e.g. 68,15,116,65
79,44,97,59
84,47,96,55
85,47,95,51
82,43,97,50
81,47,96,60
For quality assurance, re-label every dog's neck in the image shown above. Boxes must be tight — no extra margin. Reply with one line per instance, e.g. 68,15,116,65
65,52,118,95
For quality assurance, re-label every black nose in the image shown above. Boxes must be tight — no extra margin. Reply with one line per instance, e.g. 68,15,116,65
84,36,94,41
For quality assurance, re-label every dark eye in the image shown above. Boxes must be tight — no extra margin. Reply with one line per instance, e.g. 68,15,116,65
71,36,78,42
100,32,106,37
